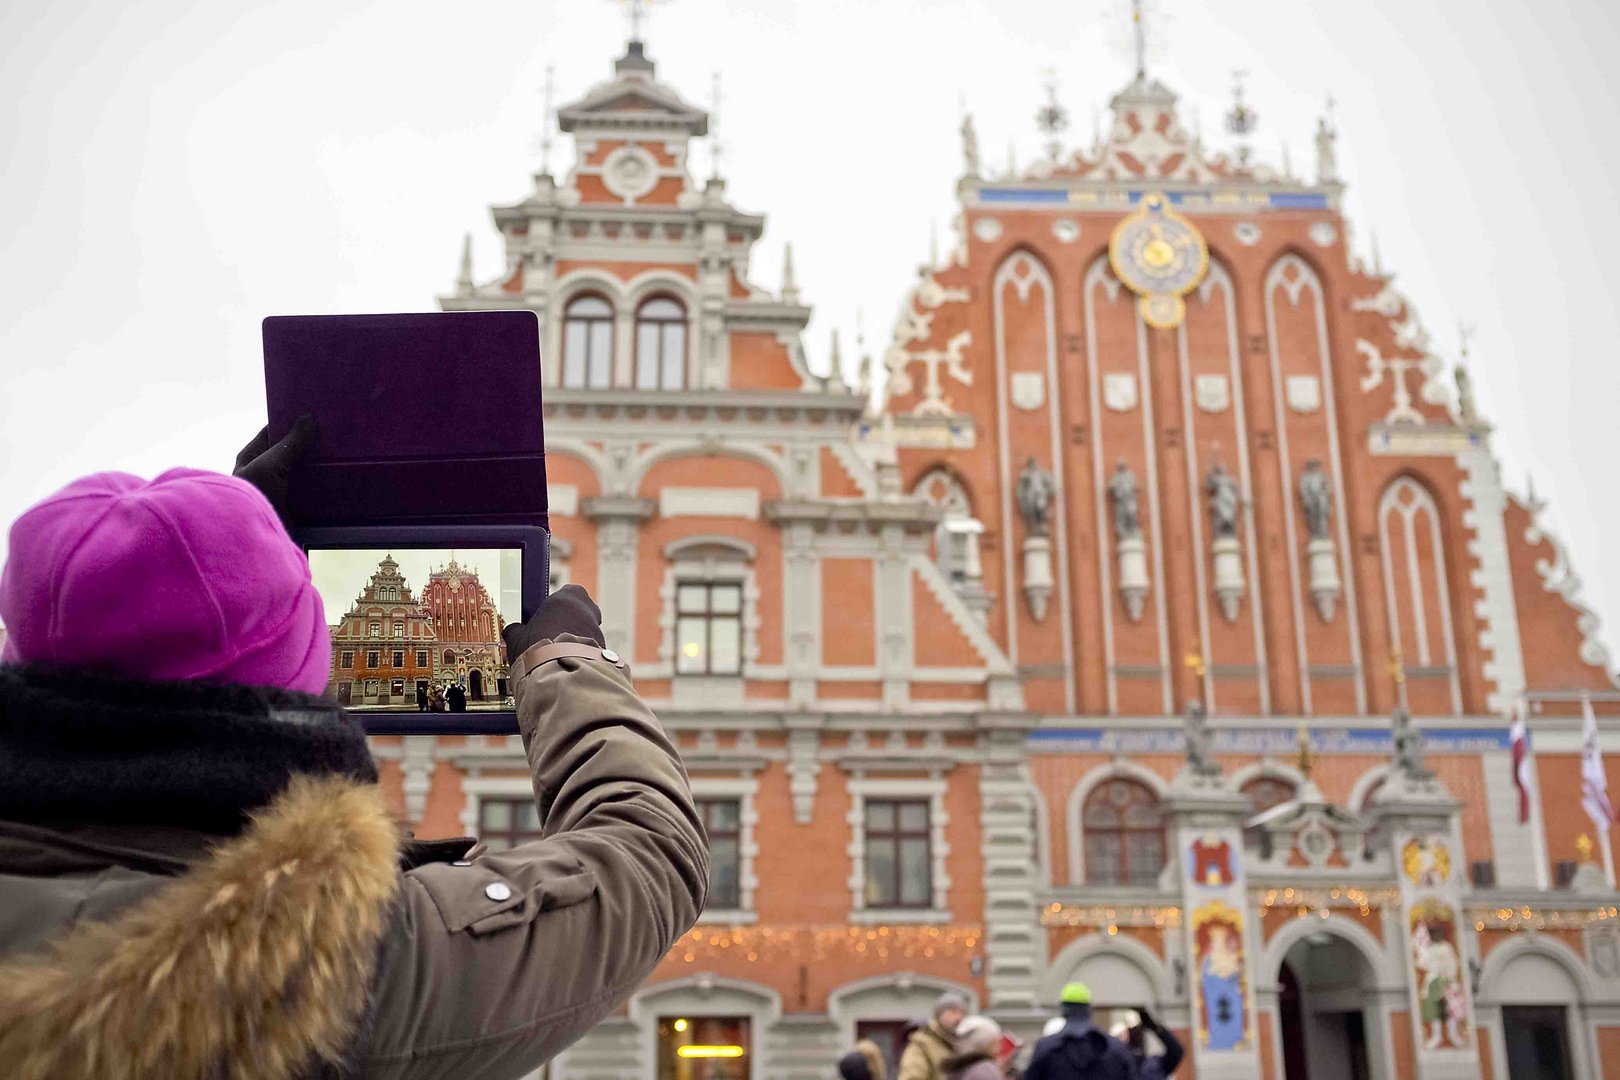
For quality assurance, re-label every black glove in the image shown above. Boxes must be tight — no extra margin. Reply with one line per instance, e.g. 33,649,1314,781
503,584,605,660
233,414,318,524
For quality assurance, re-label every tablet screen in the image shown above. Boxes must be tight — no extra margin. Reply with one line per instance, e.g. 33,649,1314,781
308,548,522,712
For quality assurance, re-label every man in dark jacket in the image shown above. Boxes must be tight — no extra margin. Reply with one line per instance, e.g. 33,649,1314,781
0,426,708,1080
1023,983,1138,1080
1118,1007,1184,1079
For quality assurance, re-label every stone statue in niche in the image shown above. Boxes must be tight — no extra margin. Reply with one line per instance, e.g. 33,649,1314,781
1205,462,1242,538
1108,460,1141,539
1015,457,1055,537
1392,708,1435,782
1182,699,1223,784
1299,459,1333,541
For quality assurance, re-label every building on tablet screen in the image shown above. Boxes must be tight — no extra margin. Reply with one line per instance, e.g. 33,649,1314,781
421,558,510,702
327,554,438,707
369,24,1620,1080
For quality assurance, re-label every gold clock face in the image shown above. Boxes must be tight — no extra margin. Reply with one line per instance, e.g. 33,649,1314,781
1108,193,1210,329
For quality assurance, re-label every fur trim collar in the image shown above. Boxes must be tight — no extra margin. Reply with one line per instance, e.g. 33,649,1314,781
0,775,402,1080
0,663,376,833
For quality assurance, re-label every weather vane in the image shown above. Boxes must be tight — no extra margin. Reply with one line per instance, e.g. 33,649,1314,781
620,0,655,43
1131,0,1147,79
1225,69,1258,167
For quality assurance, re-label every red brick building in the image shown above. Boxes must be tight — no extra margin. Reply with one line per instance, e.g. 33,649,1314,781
366,35,1620,1080
419,558,509,702
328,554,437,707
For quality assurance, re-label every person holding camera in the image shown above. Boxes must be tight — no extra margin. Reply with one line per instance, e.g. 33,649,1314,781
0,423,709,1080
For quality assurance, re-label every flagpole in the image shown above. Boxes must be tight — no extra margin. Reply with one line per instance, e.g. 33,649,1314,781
1515,692,1552,889
1588,691,1616,886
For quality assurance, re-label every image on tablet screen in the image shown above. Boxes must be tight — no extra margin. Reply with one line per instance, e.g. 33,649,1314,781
307,548,522,712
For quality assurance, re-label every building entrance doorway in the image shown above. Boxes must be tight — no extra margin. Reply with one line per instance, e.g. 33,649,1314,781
1277,932,1379,1080
1502,1006,1573,1079
469,668,483,699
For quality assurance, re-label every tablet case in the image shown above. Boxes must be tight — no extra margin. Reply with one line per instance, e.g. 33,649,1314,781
263,312,548,528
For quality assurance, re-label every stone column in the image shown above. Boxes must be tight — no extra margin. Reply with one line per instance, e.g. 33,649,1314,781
978,728,1042,1010
1370,770,1475,1080
1165,775,1260,1080
582,496,655,660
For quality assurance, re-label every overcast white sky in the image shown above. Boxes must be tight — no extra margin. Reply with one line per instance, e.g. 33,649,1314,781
3,0,1618,680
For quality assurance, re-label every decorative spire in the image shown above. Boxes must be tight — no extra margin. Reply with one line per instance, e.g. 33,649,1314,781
1454,322,1479,425
829,328,844,384
1131,0,1147,80
1370,229,1384,278
1281,141,1293,181
455,234,474,296
780,242,799,304
613,0,657,79
538,64,556,176
1006,139,1018,179
708,71,724,181
960,111,980,178
929,219,939,268
1036,69,1069,162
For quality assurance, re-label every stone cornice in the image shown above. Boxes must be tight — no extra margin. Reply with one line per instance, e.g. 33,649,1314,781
763,498,939,536
580,495,656,522
544,389,864,426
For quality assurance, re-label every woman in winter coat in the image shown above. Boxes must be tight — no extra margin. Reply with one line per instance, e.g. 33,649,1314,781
0,422,709,1080
837,1038,889,1080
943,1016,1008,1080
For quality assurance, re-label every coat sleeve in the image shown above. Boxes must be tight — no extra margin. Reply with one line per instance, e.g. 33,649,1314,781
363,639,709,1079
895,1041,930,1080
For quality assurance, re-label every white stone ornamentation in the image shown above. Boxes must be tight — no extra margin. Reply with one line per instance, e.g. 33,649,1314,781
1285,374,1321,414
1194,374,1229,413
1103,372,1138,412
1308,221,1338,247
1524,484,1620,681
1052,219,1080,243
973,217,1004,242
1233,221,1261,246
600,144,660,202
1010,371,1045,412
1306,537,1342,622
1116,534,1150,622
1211,535,1245,623
1023,535,1054,622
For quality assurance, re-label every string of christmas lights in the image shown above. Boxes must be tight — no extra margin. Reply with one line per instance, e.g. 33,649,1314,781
1252,885,1401,919
1467,905,1620,933
1040,902,1183,930
672,924,985,964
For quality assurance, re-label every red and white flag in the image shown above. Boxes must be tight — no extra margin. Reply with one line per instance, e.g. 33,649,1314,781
1509,697,1531,825
1581,695,1615,833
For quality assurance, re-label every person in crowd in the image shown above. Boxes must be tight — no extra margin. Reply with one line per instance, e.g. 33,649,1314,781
943,1016,1008,1080
430,683,445,711
1022,982,1137,1080
898,992,968,1080
415,682,429,711
837,1037,889,1080
446,680,467,712
1111,1007,1183,1079
0,420,708,1080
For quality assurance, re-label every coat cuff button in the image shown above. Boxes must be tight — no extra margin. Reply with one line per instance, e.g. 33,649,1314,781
485,882,514,902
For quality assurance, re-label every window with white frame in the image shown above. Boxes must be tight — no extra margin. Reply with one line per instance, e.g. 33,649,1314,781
562,294,614,389
635,296,686,390
675,582,743,675
846,776,951,919
690,776,758,918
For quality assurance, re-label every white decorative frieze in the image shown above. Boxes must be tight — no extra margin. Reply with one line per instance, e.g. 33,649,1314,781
1524,483,1620,681
659,486,761,520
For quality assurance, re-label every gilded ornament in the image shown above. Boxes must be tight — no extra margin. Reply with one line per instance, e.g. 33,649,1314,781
1108,193,1209,329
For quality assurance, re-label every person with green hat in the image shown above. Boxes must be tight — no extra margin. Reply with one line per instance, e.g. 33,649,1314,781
1023,982,1138,1080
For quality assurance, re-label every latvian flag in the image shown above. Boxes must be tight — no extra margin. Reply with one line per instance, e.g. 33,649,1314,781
1581,694,1616,834
1509,697,1531,825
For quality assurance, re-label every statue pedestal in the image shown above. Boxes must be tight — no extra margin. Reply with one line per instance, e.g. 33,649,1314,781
1022,535,1053,622
1306,537,1341,622
1211,536,1245,622
1116,535,1149,622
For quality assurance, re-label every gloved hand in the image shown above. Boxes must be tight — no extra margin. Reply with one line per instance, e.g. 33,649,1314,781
503,584,605,661
233,414,318,524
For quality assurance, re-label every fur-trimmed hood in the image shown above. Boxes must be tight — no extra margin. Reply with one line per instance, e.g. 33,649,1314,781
0,774,402,1080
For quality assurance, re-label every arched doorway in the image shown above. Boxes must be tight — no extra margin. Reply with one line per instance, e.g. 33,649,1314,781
469,668,483,700
1277,931,1379,1080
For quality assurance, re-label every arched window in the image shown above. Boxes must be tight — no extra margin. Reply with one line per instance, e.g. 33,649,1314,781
1083,778,1165,886
913,468,982,586
1242,776,1296,816
634,297,686,390
562,294,614,389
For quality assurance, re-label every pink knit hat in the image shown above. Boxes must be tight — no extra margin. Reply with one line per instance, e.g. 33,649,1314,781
0,469,331,693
